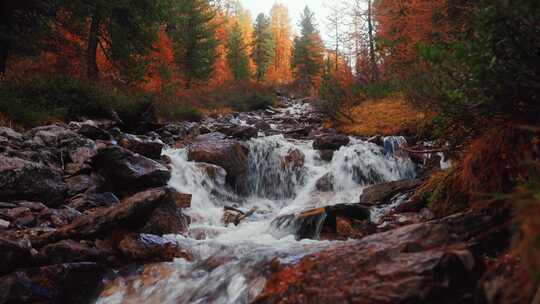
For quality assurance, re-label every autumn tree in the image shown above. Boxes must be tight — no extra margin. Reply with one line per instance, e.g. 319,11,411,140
252,13,274,82
227,22,250,80
292,7,324,91
268,3,293,84
167,0,218,88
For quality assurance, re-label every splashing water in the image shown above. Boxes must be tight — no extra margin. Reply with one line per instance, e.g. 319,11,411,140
95,129,415,304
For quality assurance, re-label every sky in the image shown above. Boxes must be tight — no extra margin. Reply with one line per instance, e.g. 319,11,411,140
239,0,331,37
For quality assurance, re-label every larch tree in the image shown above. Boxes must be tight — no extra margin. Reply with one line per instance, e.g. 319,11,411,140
268,3,293,84
252,13,274,82
168,0,218,88
292,7,324,91
227,22,250,80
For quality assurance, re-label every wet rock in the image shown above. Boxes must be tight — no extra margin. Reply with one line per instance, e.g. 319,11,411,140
0,155,67,207
38,207,81,228
119,133,164,159
196,163,227,184
0,262,103,304
140,191,191,236
65,173,104,197
67,192,120,212
37,187,186,245
359,179,423,206
193,132,227,142
39,240,112,264
64,137,98,174
318,149,334,162
0,219,10,229
254,120,272,131
221,125,258,140
188,140,249,193
91,146,171,193
25,124,79,147
281,149,305,171
0,238,34,275
0,127,23,142
77,123,112,141
315,173,334,192
313,134,350,150
118,233,191,262
157,123,193,145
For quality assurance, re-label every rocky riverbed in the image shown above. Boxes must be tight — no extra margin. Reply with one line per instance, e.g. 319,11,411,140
0,98,517,303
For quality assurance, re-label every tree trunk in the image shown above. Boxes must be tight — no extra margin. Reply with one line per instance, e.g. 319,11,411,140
86,11,101,80
367,0,379,82
0,3,12,76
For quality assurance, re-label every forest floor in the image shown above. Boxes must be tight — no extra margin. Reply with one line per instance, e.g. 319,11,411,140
332,96,433,136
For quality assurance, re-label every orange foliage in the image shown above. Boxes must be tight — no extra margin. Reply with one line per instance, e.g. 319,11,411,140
267,4,293,85
375,0,451,76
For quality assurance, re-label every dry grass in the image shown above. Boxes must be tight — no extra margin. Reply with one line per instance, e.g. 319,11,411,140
332,97,433,136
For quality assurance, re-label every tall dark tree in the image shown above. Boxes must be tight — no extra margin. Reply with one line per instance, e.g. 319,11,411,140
292,6,324,90
0,0,55,75
168,0,218,88
60,0,167,81
227,22,250,80
252,13,274,82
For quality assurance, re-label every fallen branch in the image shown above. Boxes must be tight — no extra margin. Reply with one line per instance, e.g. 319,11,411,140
400,146,452,154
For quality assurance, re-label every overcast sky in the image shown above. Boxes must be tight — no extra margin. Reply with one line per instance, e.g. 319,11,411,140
239,0,331,37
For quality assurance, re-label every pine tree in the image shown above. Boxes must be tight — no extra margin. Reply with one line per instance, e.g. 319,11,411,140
168,0,218,88
292,7,324,90
252,13,274,82
227,22,250,80
59,0,167,81
0,1,56,75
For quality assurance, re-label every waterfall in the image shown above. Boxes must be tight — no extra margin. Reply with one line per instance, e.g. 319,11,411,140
95,107,417,304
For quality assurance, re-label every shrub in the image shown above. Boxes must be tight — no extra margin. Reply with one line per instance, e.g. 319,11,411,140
0,75,153,128
155,101,203,122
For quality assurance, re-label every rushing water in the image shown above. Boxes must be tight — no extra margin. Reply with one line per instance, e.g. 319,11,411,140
95,106,416,304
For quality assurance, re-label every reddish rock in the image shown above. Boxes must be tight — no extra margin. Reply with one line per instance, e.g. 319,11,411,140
36,187,188,246
188,140,249,192
0,262,103,304
119,133,164,159
67,192,120,212
77,123,112,141
118,233,191,262
39,240,113,264
359,178,423,206
140,192,191,236
315,173,334,192
281,148,305,170
313,134,350,151
318,149,334,162
91,146,171,192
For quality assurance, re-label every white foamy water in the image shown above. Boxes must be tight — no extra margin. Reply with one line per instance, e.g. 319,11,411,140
95,107,415,304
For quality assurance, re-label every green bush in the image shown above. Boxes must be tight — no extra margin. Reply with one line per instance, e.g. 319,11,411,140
0,75,153,128
156,102,203,122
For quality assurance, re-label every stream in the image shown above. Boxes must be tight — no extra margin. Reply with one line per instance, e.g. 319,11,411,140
95,101,417,304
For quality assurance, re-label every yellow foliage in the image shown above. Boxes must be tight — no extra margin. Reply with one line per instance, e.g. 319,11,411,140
332,97,432,136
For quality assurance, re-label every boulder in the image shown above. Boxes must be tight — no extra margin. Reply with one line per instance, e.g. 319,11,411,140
256,206,512,304
39,240,113,264
0,155,67,207
140,191,191,236
313,134,350,150
0,127,23,142
218,125,258,140
188,140,249,192
315,173,334,192
91,146,171,193
195,163,227,185
36,187,188,246
38,207,81,228
359,179,422,206
67,192,120,212
25,124,79,147
118,233,191,262
119,133,164,159
65,174,104,197
281,149,305,171
77,123,112,141
318,149,334,162
193,132,227,142
0,262,103,304
0,238,34,275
